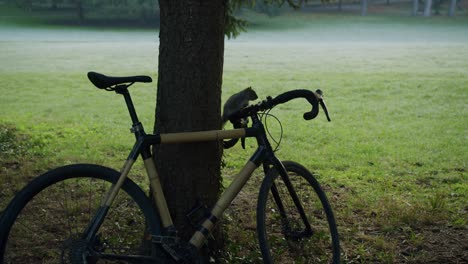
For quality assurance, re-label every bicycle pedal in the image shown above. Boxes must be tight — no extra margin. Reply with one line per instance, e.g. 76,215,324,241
151,235,179,244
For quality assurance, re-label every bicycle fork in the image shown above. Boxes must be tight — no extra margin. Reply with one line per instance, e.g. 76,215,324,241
268,159,313,239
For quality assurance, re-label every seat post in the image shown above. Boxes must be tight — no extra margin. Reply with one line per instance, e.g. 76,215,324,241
115,86,140,126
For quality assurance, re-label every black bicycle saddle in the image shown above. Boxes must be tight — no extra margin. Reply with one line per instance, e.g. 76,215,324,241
87,71,152,89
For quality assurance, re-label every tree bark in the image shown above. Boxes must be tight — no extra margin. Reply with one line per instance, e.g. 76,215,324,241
154,0,225,252
424,0,432,17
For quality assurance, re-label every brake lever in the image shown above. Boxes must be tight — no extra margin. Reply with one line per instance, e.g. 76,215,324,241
315,89,331,122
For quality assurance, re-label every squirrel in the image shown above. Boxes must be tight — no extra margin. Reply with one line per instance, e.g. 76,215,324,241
222,87,258,125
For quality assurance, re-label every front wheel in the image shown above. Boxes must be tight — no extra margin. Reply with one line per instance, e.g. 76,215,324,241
257,161,340,263
0,164,162,264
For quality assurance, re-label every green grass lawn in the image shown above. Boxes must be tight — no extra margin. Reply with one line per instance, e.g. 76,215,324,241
1,7,467,263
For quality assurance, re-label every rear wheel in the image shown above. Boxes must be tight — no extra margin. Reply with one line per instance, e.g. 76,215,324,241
257,161,340,263
0,164,162,263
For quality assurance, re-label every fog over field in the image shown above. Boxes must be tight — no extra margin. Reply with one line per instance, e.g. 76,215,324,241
2,17,468,75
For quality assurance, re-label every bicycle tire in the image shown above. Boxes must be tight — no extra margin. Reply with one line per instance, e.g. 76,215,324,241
0,164,162,264
257,161,340,263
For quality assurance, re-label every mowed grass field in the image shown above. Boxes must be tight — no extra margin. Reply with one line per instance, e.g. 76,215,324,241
1,8,467,263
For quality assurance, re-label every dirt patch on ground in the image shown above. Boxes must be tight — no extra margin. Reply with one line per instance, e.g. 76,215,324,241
396,226,468,263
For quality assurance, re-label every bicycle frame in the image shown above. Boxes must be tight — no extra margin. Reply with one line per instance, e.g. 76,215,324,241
82,87,310,259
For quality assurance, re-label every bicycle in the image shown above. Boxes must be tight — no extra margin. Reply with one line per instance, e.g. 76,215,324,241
0,71,340,263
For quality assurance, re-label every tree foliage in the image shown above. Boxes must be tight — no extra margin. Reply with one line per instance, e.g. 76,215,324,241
9,0,307,35
226,0,305,38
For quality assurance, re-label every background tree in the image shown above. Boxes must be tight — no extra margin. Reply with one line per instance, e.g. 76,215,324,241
73,0,85,22
424,0,432,16
448,0,457,16
412,0,419,16
361,0,368,16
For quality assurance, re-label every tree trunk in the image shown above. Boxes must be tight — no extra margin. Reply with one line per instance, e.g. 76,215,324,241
424,0,432,17
76,0,84,22
448,0,457,16
361,0,368,16
154,0,226,254
412,0,419,16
